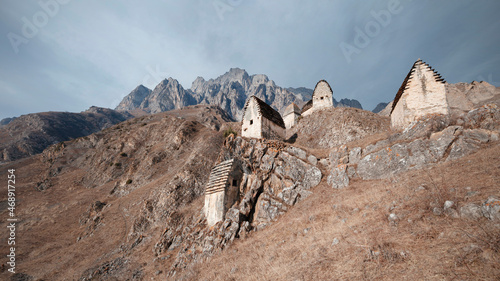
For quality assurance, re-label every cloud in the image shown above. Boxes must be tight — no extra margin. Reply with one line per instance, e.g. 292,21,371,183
1,0,499,119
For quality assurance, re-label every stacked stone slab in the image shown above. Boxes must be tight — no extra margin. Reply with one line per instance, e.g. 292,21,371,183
241,96,286,140
283,102,301,129
302,80,334,116
391,59,448,129
204,159,242,226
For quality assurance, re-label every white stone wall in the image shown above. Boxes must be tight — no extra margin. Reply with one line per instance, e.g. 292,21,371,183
242,98,262,138
312,81,334,110
204,191,225,226
262,118,285,140
391,64,449,129
283,112,299,129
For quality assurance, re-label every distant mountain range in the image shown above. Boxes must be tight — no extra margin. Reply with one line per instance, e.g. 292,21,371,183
0,107,132,162
116,68,365,119
0,68,372,162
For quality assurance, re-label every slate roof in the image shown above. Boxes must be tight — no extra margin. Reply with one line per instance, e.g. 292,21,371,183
283,102,301,116
301,99,313,114
242,96,286,129
391,59,446,114
313,79,333,97
205,159,234,195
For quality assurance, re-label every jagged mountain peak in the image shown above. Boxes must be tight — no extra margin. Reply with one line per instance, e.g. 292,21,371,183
117,68,365,121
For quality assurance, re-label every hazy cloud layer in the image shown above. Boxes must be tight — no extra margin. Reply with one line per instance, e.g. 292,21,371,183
1,0,499,119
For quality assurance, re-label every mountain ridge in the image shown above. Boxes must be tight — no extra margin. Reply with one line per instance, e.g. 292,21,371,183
116,68,365,119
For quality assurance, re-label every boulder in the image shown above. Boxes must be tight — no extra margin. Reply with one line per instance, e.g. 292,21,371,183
327,164,349,189
348,147,362,164
460,203,483,220
482,197,500,221
329,145,349,166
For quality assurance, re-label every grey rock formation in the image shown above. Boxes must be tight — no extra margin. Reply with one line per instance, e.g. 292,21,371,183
286,87,313,102
190,68,299,120
482,197,500,221
117,68,368,120
460,203,483,220
336,98,363,109
115,85,152,112
116,78,196,114
372,102,389,113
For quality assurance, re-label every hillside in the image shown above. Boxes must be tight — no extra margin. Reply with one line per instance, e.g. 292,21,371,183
0,106,230,280
287,107,391,150
0,107,132,162
0,94,499,280
188,142,500,280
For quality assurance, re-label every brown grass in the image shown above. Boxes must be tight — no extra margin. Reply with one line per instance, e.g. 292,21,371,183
183,142,500,280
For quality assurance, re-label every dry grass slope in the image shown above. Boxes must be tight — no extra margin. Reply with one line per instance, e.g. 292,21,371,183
288,107,391,150
185,142,500,280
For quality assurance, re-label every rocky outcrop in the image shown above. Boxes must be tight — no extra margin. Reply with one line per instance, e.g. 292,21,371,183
446,81,500,117
322,104,500,187
163,136,322,275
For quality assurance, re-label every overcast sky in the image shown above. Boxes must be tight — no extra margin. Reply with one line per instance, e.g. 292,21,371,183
1,0,499,120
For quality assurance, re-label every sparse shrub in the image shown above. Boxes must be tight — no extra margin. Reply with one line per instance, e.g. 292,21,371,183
114,163,121,167
120,152,128,157
142,123,147,126
126,179,132,184
109,162,113,167
223,127,237,138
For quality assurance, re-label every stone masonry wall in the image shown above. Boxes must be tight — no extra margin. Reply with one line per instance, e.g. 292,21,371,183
392,63,448,129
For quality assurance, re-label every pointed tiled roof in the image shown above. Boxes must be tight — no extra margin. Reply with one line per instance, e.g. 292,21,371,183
205,159,234,195
391,59,446,114
301,100,313,114
242,96,286,129
283,102,301,116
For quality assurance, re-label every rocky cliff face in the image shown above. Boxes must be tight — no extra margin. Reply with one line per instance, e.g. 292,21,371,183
189,68,300,120
116,68,366,121
0,107,132,162
115,78,197,114
114,85,152,112
335,98,363,109
115,68,301,120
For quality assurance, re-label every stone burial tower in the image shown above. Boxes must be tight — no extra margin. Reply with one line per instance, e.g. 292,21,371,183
283,102,301,129
241,95,286,140
301,80,334,116
390,59,448,129
204,159,243,226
